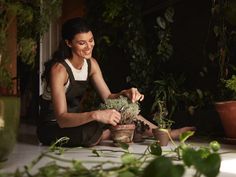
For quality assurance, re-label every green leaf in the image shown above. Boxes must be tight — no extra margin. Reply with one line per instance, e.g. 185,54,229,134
117,142,130,150
164,7,175,23
142,156,185,177
179,131,195,143
72,160,88,172
209,141,221,152
118,171,136,177
199,153,221,177
182,148,200,167
38,162,60,177
92,149,101,157
121,153,137,165
149,142,162,156
156,17,166,29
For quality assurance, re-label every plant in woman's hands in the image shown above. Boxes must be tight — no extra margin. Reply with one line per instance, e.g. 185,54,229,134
100,96,140,124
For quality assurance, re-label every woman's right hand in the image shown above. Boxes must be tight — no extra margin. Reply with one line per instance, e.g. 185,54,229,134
93,109,121,126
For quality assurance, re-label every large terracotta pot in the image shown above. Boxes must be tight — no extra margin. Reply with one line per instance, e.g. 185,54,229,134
215,101,236,138
0,96,20,163
110,124,135,144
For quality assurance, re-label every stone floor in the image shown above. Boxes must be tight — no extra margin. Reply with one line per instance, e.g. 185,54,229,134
1,123,236,177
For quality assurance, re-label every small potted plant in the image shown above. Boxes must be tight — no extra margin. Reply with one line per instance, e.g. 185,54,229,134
99,96,140,144
152,101,174,146
133,119,150,143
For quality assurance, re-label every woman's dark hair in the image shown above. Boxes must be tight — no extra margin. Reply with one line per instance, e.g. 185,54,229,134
42,17,91,83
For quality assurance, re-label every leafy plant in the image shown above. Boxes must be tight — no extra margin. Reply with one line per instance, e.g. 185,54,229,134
100,96,140,124
217,74,236,100
155,7,174,62
152,100,174,129
152,73,211,120
134,119,150,134
203,0,236,102
0,131,222,177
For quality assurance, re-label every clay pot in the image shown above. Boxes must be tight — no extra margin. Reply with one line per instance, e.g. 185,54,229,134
152,128,170,146
0,96,20,164
110,124,135,144
215,101,236,138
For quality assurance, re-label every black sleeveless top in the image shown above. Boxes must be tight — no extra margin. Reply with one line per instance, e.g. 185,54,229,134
39,59,91,122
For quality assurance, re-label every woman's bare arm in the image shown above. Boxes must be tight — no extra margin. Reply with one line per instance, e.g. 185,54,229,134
50,62,121,128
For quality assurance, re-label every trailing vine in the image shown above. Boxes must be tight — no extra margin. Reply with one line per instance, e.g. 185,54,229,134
0,132,222,177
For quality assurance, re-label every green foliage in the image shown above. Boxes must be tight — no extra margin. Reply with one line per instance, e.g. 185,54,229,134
203,0,236,102
148,142,162,156
0,56,12,89
86,0,153,94
17,38,37,67
225,74,236,92
0,133,222,177
182,148,221,177
86,1,208,118
143,156,185,177
0,0,62,90
216,74,236,100
223,74,236,99
152,73,211,119
152,100,174,129
100,96,140,124
155,7,174,62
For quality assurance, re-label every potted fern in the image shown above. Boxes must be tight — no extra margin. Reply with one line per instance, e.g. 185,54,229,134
100,96,140,144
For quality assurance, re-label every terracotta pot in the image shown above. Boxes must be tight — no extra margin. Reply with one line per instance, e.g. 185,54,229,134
0,96,20,164
215,101,236,138
152,128,170,146
110,124,135,144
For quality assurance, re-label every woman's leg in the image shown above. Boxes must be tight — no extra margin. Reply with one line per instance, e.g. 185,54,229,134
136,115,196,140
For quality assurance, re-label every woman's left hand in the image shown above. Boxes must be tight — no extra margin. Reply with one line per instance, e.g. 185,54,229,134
121,87,144,103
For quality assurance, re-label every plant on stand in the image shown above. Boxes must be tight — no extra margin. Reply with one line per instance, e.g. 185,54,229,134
100,96,140,144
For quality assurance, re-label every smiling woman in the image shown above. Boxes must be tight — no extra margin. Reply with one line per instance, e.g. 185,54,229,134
37,17,146,147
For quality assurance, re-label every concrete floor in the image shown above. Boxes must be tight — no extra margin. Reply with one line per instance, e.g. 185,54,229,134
1,123,236,177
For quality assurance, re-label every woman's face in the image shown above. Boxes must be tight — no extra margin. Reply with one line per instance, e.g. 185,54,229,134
66,31,95,59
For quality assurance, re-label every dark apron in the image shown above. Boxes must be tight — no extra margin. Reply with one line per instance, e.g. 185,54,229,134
37,59,104,147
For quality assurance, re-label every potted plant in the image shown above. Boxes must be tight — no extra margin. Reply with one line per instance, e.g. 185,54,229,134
99,96,140,144
0,0,62,164
215,75,236,139
207,0,236,140
133,119,150,143
151,100,174,146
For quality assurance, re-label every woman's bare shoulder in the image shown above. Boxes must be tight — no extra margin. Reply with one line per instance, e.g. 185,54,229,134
51,62,66,73
50,62,68,81
89,57,101,73
89,57,99,65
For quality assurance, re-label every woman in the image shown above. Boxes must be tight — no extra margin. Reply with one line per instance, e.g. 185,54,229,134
38,17,195,147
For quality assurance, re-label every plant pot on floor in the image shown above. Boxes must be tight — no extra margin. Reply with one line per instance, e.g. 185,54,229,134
215,101,236,139
0,96,20,165
152,128,170,146
110,124,135,144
